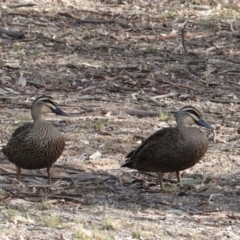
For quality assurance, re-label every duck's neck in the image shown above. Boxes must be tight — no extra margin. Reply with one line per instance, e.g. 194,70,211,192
33,118,48,127
32,112,44,121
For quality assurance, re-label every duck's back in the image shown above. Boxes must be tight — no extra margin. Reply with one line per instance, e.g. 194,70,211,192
2,121,65,170
125,126,208,173
11,122,33,138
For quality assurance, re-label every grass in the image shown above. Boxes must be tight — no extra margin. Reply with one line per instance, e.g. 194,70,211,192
72,229,91,240
93,118,108,131
92,230,113,240
34,199,58,211
103,216,122,231
141,47,158,54
12,44,21,52
0,1,239,240
132,227,142,239
159,110,170,121
44,215,60,228
34,201,48,211
3,207,28,222
17,113,32,121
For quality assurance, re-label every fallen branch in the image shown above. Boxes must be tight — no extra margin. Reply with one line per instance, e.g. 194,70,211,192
75,19,115,24
0,27,24,39
107,109,160,118
182,19,190,55
7,3,36,8
210,99,240,104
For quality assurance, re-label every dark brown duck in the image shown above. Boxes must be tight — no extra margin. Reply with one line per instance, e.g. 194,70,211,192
121,106,213,190
2,95,69,184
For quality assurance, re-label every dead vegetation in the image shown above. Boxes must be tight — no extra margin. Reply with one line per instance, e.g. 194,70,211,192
0,0,240,239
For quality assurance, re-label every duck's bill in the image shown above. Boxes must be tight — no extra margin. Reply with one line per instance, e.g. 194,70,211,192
196,119,213,130
53,107,70,117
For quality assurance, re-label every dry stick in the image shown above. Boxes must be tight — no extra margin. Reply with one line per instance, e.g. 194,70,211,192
151,92,179,100
153,69,197,91
0,171,100,181
27,80,45,88
159,78,196,91
119,194,189,212
182,19,190,55
124,171,178,185
58,12,75,18
0,96,17,100
148,98,162,106
119,22,172,31
3,12,57,19
92,45,124,50
79,86,98,93
7,3,36,8
107,85,139,92
137,171,179,184
108,109,159,118
147,93,179,107
75,19,115,24
210,99,240,104
64,96,103,101
212,129,217,144
0,27,24,39
227,80,240,86
10,191,87,203
221,111,233,126
38,35,66,44
0,166,10,172
230,22,235,33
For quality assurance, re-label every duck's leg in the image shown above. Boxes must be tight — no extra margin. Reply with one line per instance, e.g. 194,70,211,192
158,172,164,190
47,167,51,185
176,171,182,185
16,166,21,180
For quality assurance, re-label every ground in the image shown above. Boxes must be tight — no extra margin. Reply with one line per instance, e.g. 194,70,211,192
0,0,240,239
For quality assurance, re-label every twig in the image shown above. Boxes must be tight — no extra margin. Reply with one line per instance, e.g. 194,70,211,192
182,19,190,55
79,86,98,93
75,19,115,24
7,3,36,8
210,99,240,104
27,80,45,88
151,92,179,100
160,79,196,91
108,109,160,118
0,27,24,39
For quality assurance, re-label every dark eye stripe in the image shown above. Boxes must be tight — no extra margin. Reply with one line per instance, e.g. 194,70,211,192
186,109,201,118
33,95,57,107
180,106,202,118
41,98,57,107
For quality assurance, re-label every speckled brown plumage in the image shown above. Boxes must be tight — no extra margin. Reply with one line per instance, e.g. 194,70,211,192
121,106,213,190
2,95,69,184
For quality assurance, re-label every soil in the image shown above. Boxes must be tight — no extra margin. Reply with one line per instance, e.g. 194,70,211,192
0,1,240,239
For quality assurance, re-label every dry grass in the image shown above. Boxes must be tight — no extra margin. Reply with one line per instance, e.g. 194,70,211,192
0,0,240,239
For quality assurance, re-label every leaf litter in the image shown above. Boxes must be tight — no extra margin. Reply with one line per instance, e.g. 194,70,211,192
0,0,240,239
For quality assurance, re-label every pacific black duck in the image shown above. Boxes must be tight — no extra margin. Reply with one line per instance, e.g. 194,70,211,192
121,106,213,190
2,95,69,184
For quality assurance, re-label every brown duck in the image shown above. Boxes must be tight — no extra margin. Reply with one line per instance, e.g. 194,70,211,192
121,106,213,190
2,95,69,184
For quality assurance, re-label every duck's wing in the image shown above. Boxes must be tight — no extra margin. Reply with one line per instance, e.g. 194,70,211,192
122,127,176,167
2,126,32,157
11,122,33,138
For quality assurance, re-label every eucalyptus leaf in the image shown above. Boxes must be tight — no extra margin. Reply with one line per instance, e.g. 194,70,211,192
166,209,186,215
4,87,20,94
0,88,9,95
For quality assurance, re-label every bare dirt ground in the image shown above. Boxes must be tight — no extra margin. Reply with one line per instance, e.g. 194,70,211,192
0,0,240,239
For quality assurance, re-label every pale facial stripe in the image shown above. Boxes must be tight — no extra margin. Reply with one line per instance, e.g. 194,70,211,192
180,106,202,120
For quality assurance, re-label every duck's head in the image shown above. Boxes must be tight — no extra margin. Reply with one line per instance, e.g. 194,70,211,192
31,95,69,121
176,106,213,130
